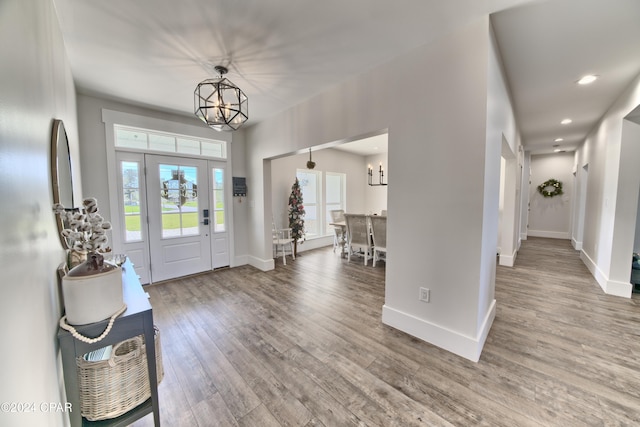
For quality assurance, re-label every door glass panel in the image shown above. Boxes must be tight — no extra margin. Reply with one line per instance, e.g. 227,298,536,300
212,168,225,232
159,164,199,238
121,161,142,242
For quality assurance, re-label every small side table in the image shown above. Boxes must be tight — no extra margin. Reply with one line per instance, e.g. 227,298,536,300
57,260,160,427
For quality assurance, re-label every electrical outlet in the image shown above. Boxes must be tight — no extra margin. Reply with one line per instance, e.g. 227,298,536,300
419,287,430,302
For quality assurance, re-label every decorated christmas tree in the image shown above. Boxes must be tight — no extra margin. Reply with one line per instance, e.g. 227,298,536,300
288,178,305,256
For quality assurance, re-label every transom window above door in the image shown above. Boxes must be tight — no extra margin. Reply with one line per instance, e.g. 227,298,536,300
115,125,227,159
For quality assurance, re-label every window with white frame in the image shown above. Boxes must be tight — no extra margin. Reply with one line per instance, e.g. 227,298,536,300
296,169,346,238
115,125,227,159
325,172,346,232
296,169,321,237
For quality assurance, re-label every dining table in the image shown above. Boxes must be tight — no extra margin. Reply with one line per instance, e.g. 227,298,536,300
329,220,347,257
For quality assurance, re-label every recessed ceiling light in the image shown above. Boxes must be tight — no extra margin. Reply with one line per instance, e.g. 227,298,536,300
561,118,572,125
554,138,564,142
554,148,565,153
577,74,598,85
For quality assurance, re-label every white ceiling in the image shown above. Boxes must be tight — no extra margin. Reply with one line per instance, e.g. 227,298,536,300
331,134,388,156
53,0,640,155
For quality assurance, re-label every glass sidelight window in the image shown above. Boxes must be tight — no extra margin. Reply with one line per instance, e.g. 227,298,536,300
120,161,142,242
212,167,226,233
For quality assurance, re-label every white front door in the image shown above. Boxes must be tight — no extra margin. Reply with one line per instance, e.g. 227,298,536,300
145,155,212,282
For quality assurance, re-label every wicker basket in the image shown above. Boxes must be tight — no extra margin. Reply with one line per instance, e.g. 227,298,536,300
76,326,164,421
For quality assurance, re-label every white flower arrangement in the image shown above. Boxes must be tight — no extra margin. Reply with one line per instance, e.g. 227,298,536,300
53,197,112,252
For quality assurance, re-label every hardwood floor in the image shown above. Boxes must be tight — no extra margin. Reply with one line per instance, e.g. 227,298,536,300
131,237,640,426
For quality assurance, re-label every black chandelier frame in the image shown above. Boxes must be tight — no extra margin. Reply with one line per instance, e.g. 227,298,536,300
194,65,248,132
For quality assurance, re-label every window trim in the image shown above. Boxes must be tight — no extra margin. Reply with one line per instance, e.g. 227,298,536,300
114,124,228,160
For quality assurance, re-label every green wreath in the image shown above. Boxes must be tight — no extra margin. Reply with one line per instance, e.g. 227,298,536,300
537,179,563,198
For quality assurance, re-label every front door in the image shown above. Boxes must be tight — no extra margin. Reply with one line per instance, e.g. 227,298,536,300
145,155,212,282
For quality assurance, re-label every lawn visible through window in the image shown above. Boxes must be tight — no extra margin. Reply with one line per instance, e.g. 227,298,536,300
159,164,199,238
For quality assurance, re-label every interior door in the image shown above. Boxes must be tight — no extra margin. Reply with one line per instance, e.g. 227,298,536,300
146,155,211,282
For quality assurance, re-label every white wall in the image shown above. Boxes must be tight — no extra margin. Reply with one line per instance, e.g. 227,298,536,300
0,1,78,425
609,119,640,282
520,151,531,241
634,184,640,253
573,72,640,297
528,152,575,239
244,17,518,361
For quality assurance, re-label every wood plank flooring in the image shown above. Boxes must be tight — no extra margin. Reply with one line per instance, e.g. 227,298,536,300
131,237,640,426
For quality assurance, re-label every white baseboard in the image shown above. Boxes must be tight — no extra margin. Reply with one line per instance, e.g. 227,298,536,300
527,230,570,239
499,248,516,267
245,237,332,272
381,300,496,363
571,238,583,251
580,250,632,298
520,232,527,241
248,256,275,271
296,236,333,253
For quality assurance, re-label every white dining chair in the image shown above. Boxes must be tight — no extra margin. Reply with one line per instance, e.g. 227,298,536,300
329,209,346,253
369,215,387,267
344,213,372,265
272,221,295,265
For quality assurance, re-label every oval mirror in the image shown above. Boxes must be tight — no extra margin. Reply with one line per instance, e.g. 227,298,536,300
51,119,74,247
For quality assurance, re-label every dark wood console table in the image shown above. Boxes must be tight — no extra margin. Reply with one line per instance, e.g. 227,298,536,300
58,260,160,426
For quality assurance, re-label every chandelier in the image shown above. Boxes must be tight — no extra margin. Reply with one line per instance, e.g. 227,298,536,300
194,65,248,132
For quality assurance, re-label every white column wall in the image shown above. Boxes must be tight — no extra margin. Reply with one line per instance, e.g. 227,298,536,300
608,120,640,292
245,17,519,361
476,22,522,346
0,0,79,425
574,72,640,297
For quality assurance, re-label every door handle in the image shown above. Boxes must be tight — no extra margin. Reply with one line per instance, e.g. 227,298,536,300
202,218,209,225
